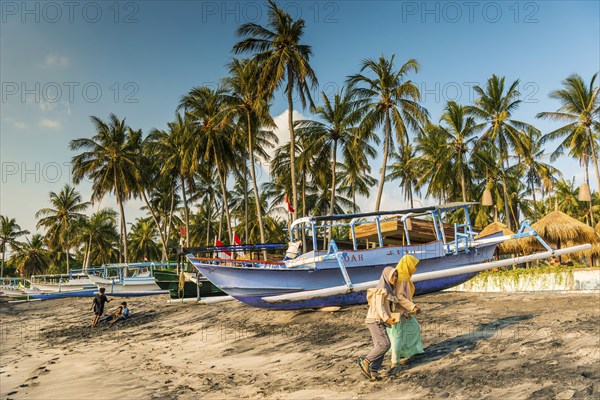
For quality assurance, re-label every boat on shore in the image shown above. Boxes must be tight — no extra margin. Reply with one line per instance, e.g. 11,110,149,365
85,263,168,296
186,202,591,309
154,269,224,299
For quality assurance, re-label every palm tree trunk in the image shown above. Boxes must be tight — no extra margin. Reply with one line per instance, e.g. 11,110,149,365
460,154,467,203
216,159,233,244
113,169,128,263
166,188,176,255
499,160,512,230
375,110,392,212
352,185,357,214
247,112,266,246
584,159,595,228
301,170,307,250
85,235,93,269
287,67,298,221
328,140,338,243
180,174,190,246
243,163,249,244
530,176,538,221
140,190,168,260
1,246,5,278
206,192,213,247
588,127,600,200
118,199,128,264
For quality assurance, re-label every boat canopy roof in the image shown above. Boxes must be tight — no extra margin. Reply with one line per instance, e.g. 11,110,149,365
292,202,477,226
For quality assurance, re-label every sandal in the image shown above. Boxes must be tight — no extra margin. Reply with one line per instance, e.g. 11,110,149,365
356,357,372,379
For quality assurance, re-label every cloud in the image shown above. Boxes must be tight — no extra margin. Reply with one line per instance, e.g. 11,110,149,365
40,53,70,68
5,117,26,129
38,118,62,129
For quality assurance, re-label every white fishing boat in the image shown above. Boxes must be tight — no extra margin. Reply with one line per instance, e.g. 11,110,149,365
85,264,168,296
187,203,591,309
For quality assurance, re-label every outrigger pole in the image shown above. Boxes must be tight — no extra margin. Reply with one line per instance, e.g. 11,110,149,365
263,244,592,303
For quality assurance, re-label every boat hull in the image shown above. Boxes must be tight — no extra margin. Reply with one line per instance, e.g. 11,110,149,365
88,275,167,296
189,243,497,309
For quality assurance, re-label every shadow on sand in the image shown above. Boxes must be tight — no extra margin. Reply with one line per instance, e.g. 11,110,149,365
406,314,536,368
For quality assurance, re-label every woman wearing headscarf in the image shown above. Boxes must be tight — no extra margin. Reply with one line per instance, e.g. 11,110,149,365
357,266,399,380
387,254,423,368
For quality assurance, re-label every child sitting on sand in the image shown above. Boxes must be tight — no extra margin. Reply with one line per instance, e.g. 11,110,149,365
109,302,129,326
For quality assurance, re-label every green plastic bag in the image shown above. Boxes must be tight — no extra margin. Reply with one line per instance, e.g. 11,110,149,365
386,315,424,363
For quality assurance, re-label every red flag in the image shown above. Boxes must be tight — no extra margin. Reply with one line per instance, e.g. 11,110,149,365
180,225,186,237
214,237,232,257
285,194,295,213
233,233,242,246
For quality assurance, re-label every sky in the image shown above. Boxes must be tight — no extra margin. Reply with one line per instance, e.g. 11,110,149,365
1,0,599,237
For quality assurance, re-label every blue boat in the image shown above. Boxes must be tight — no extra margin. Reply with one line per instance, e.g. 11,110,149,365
186,202,570,309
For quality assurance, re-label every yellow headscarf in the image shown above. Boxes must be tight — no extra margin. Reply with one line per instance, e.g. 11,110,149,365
396,254,419,296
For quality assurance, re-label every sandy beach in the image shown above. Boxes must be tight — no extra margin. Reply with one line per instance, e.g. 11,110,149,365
1,291,598,399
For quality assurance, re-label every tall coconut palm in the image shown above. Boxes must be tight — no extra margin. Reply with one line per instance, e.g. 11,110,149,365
36,184,89,273
147,113,195,247
338,138,377,213
222,58,277,246
348,55,429,211
468,75,536,229
537,73,599,226
436,101,481,202
233,0,318,220
386,143,421,208
415,124,454,203
70,114,141,262
77,208,118,269
128,218,161,262
179,85,235,243
295,89,365,240
10,234,50,277
511,127,561,220
0,216,29,277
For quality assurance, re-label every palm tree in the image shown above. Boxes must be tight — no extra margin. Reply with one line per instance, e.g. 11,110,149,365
180,85,235,243
128,218,161,262
0,216,29,277
511,127,561,220
77,208,118,269
222,58,277,245
70,114,141,262
36,184,89,273
537,73,599,227
348,55,429,211
386,143,421,208
436,101,481,202
415,124,454,203
338,138,377,213
233,0,318,220
147,113,195,247
10,234,50,277
468,75,536,229
295,88,365,233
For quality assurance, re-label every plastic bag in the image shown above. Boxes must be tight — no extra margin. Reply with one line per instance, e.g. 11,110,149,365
386,315,424,363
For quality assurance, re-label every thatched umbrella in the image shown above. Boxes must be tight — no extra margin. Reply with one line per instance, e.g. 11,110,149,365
475,221,523,254
524,210,599,263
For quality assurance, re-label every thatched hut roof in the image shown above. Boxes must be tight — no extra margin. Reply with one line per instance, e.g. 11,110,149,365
523,211,599,256
475,221,523,254
531,211,598,244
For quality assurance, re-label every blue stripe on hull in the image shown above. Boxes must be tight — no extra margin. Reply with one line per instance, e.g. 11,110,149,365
231,272,477,309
